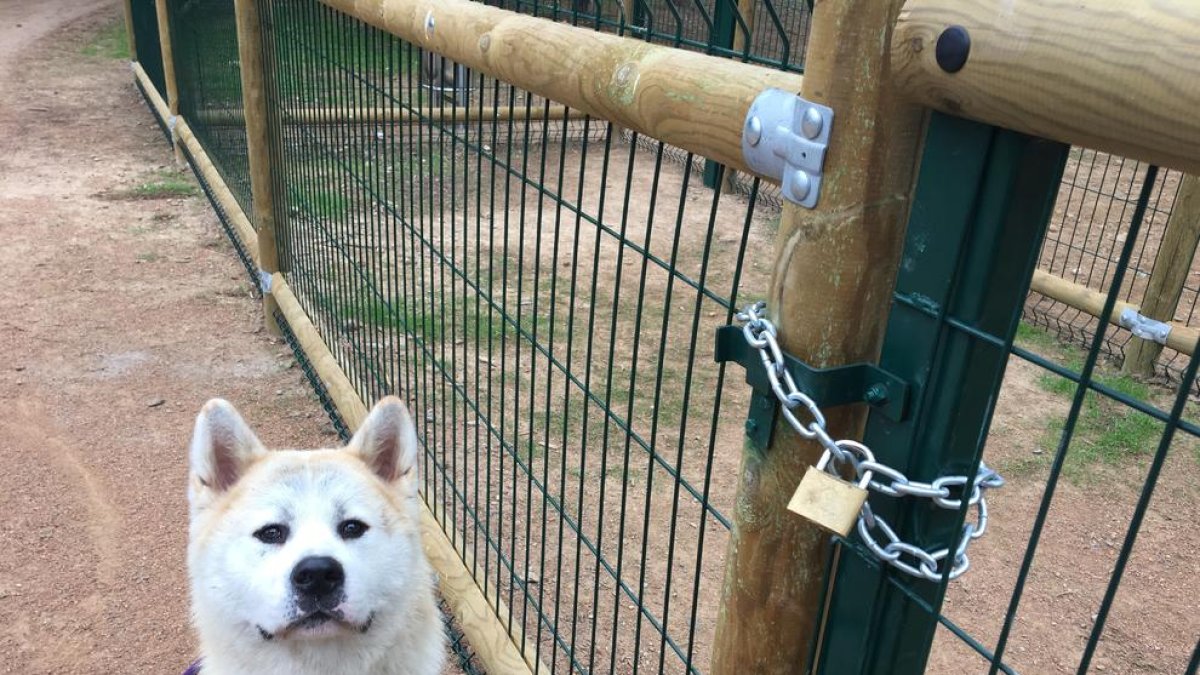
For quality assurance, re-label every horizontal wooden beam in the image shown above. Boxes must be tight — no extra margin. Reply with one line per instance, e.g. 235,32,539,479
1030,269,1198,356
319,0,804,179
270,273,545,675
893,0,1200,174
192,104,572,127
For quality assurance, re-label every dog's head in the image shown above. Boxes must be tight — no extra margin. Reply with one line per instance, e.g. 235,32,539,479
186,397,424,644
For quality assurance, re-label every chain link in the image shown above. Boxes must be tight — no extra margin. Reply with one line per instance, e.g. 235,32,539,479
735,301,1003,582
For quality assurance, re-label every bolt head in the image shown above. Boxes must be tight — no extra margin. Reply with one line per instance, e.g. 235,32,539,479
788,170,811,201
800,106,823,139
424,11,436,35
745,116,762,146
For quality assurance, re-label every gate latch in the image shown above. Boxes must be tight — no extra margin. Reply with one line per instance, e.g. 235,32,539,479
741,89,833,208
714,325,910,450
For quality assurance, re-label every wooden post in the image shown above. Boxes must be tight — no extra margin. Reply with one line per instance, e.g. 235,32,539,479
233,0,282,334
710,0,927,672
1124,175,1200,375
892,0,1200,175
153,0,181,160
122,0,137,60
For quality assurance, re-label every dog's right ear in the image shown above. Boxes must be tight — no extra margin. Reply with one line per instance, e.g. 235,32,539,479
189,399,267,496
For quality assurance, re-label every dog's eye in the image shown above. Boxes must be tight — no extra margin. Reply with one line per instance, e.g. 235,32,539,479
338,519,369,540
253,524,289,545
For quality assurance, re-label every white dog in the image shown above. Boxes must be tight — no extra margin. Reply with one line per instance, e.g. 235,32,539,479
185,396,446,675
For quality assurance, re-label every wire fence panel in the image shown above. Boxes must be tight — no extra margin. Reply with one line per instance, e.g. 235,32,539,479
129,0,167,99
258,1,786,672
167,0,255,219
1028,152,1193,386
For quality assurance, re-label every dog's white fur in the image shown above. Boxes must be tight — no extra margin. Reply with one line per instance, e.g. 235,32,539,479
187,397,445,675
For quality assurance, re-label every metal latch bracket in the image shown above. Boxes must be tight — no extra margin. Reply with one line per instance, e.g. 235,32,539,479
714,325,910,449
1119,308,1171,344
741,89,833,208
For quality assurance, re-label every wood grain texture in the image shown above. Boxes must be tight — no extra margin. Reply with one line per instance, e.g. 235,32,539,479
893,0,1200,174
234,0,282,334
192,104,571,127
1031,269,1199,357
1124,175,1200,373
320,0,803,179
709,0,927,672
270,273,539,675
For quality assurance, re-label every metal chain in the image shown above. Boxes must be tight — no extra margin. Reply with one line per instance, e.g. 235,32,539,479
735,301,1003,582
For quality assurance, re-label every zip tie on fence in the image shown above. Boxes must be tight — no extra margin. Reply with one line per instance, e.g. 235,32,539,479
734,301,1003,582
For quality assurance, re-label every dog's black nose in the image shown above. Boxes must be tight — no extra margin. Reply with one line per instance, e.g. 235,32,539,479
291,556,345,598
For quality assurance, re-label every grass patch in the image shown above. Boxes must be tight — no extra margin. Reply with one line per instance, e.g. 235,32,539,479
82,19,128,60
105,170,199,200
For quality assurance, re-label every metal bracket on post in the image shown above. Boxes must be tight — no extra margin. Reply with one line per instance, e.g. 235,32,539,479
741,88,833,208
1119,308,1172,344
714,325,910,449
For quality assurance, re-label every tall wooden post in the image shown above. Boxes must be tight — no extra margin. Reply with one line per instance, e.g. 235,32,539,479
122,0,137,60
1123,174,1200,375
153,0,181,160
234,0,282,334
710,0,927,671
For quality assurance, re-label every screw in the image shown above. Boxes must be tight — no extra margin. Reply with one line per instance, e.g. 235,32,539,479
424,11,436,36
745,116,762,146
800,106,823,139
788,169,811,202
865,384,889,405
935,25,971,73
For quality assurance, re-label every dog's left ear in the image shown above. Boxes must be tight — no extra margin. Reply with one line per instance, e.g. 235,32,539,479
347,396,419,483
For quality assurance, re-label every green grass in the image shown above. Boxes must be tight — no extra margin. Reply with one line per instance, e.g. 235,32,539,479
82,19,128,60
106,171,199,200
1021,321,1168,481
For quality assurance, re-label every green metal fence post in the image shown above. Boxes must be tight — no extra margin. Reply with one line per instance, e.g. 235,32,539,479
813,113,1070,674
702,0,736,190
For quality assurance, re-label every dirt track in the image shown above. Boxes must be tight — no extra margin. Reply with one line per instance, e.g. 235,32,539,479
0,2,336,672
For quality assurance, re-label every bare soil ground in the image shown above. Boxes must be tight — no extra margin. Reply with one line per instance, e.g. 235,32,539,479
1,3,1196,675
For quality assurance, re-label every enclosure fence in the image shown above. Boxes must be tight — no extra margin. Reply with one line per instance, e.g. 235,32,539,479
123,0,1200,673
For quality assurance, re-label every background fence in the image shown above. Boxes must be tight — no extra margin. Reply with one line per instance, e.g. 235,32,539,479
123,0,1200,673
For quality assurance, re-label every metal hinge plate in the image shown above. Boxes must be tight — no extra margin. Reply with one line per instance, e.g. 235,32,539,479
741,88,833,208
1120,308,1171,344
714,325,910,450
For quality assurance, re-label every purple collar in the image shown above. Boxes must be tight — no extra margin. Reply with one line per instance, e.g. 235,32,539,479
183,659,202,675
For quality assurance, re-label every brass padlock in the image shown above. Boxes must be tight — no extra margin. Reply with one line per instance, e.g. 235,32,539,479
787,450,873,537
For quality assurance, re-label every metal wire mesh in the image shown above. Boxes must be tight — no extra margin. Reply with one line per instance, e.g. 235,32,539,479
1027,151,1194,387
254,1,782,672
129,0,167,99
167,0,256,219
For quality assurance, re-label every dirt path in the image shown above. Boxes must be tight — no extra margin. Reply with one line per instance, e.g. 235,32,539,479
0,3,337,673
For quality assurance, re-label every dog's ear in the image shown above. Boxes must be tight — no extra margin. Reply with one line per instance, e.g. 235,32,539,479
346,396,419,483
189,399,267,494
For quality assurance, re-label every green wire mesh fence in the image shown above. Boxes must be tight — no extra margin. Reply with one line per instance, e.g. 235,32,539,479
129,0,167,100
257,1,781,672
